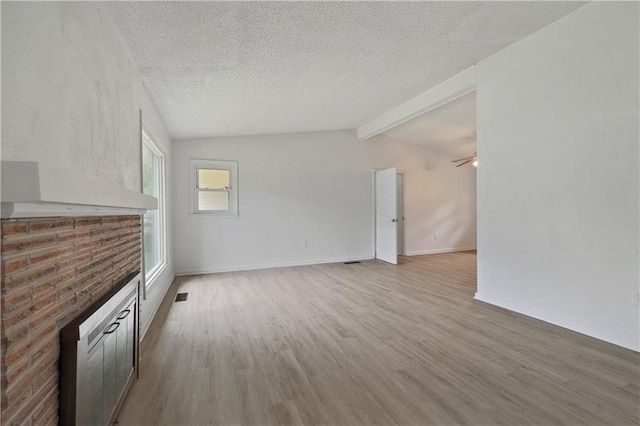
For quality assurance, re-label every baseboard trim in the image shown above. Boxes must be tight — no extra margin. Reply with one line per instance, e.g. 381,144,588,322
175,256,375,276
474,292,640,352
406,246,477,256
140,273,175,340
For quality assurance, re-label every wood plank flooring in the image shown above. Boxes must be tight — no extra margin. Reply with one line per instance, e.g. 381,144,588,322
116,252,640,425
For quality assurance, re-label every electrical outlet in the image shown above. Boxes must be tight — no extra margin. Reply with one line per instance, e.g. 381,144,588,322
632,292,640,306
302,240,307,249
434,233,438,240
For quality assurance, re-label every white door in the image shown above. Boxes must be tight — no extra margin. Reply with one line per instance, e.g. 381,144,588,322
375,168,398,265
397,174,405,256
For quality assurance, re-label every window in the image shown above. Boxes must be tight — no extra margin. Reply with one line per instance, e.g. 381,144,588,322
142,130,167,284
190,159,238,216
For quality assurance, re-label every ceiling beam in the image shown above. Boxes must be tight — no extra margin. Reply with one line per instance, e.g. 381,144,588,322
357,66,476,141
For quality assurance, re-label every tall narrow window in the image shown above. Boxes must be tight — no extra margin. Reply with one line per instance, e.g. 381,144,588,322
190,159,238,216
142,130,166,283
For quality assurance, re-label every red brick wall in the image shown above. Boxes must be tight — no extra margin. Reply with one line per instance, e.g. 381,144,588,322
0,216,141,425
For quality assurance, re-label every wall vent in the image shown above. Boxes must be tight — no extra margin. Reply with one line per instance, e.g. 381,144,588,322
175,293,188,302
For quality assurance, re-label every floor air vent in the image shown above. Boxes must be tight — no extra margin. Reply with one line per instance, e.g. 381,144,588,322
175,293,188,302
344,261,361,265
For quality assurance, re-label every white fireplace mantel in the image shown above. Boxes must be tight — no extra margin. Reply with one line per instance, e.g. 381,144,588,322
1,161,157,218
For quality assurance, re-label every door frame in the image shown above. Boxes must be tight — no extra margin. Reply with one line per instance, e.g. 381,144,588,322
397,172,406,256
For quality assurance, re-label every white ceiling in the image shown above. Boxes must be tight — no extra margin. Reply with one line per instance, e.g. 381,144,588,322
106,1,585,139
382,91,476,157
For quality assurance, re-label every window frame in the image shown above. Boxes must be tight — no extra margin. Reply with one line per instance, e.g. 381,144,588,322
142,127,167,287
189,159,239,217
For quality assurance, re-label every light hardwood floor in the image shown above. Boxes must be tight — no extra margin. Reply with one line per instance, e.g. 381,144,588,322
116,252,640,425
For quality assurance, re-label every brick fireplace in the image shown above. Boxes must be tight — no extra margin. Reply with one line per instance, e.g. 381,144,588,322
0,216,142,425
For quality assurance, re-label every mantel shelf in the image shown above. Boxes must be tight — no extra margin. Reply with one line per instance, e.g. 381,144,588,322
1,161,157,218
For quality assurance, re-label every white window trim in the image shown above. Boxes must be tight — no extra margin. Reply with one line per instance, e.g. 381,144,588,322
142,127,167,288
189,159,239,217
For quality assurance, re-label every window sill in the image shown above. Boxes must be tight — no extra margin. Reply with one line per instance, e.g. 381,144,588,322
190,212,239,218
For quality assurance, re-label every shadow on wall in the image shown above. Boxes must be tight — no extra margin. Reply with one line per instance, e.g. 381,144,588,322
428,195,477,247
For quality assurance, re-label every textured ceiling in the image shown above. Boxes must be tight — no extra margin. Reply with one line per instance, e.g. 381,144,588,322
382,91,476,157
105,1,585,139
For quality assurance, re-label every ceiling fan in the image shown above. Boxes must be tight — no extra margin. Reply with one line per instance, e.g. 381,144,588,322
452,152,477,168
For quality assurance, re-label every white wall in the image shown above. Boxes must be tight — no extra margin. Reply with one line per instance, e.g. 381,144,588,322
172,131,476,274
172,131,373,273
475,1,639,350
367,135,477,255
3,2,137,191
1,2,174,335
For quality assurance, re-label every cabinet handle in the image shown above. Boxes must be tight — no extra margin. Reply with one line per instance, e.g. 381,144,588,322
117,309,130,320
104,322,120,334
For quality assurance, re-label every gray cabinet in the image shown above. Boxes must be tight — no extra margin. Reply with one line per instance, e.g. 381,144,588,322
116,303,134,394
84,299,136,426
60,273,140,426
85,298,135,425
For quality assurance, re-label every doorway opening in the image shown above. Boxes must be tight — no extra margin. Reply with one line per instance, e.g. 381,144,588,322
371,91,477,287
